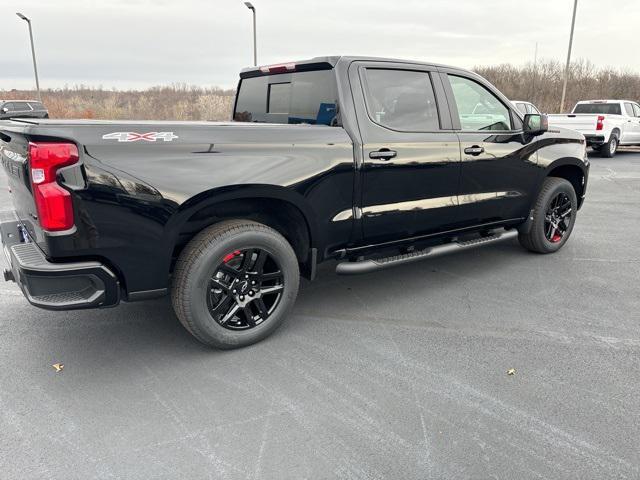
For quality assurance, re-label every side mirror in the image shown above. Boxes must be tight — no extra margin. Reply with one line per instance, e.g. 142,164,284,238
523,113,548,135
1,107,8,114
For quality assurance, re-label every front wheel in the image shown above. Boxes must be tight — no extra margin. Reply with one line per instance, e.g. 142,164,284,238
518,177,577,254
172,220,300,349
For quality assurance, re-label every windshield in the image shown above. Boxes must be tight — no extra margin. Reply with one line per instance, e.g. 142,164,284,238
573,103,622,115
234,70,339,126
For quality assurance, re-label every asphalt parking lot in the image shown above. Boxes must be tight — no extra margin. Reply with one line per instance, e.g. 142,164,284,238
1,150,639,480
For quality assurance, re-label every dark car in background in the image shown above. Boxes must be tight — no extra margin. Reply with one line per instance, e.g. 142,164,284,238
0,100,48,119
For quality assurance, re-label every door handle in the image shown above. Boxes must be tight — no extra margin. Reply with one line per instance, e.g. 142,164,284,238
464,145,485,156
369,149,397,160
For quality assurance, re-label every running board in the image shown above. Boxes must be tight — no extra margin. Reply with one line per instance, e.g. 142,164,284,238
335,229,518,275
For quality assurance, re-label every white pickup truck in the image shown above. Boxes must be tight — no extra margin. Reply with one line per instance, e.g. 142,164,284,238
548,100,640,157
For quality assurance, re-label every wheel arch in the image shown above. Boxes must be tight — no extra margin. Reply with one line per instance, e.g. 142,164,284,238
165,185,319,278
543,159,587,209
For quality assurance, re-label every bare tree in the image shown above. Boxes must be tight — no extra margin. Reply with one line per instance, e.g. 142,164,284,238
3,60,639,119
475,59,640,113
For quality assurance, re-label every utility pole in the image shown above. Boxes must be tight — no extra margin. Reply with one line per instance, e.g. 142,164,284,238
16,12,42,102
560,0,578,112
244,2,257,66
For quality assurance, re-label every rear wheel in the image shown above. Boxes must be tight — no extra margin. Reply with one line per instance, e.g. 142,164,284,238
518,177,577,254
172,220,300,349
600,134,618,158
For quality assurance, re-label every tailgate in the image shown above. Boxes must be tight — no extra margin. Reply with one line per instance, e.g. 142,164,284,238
548,114,598,134
0,128,43,243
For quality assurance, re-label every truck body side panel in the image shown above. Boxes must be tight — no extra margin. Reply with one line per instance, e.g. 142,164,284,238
1,121,354,295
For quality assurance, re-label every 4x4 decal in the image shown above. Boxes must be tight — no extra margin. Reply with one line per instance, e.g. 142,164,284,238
102,132,178,142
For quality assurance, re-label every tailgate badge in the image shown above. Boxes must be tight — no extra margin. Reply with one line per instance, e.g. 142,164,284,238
102,132,178,142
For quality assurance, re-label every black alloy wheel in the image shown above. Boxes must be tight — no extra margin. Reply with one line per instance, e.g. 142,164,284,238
172,220,299,348
544,192,572,244
207,248,284,330
518,177,577,254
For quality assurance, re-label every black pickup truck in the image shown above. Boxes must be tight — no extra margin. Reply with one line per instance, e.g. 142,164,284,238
0,56,589,348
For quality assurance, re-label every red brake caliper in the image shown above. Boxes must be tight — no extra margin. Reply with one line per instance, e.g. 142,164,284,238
222,250,241,263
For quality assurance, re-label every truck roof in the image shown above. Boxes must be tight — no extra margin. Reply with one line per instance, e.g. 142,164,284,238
240,55,469,78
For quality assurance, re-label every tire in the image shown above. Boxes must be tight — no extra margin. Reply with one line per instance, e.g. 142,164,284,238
518,177,577,254
172,220,300,349
600,133,618,158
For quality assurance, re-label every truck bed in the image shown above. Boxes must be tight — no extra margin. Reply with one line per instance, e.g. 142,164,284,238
547,113,603,134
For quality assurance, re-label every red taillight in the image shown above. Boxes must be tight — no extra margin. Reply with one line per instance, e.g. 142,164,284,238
259,62,296,74
596,115,605,131
29,142,79,231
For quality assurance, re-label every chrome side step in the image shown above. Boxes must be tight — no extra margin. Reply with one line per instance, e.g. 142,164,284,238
335,229,518,275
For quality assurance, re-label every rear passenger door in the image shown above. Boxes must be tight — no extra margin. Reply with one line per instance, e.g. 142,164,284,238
440,70,539,226
349,61,461,244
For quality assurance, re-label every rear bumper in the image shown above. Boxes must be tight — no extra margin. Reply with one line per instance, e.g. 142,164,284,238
1,218,120,310
584,134,606,145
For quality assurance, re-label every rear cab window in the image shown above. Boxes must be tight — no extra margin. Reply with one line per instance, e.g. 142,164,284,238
234,69,339,126
573,103,622,115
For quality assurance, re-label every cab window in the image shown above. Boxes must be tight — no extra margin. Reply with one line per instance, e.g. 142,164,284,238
362,69,440,132
448,75,512,131
4,102,27,112
573,103,621,115
624,103,635,116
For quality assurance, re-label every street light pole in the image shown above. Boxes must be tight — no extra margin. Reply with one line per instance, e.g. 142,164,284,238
560,0,578,112
244,2,257,66
16,12,42,102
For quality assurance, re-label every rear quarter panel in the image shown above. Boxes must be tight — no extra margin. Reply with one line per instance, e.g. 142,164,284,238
29,122,355,295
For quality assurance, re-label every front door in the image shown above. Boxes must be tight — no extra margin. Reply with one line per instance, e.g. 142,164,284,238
440,70,540,226
349,62,461,245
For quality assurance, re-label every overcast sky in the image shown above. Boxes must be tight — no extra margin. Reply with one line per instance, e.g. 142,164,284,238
1,0,638,90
